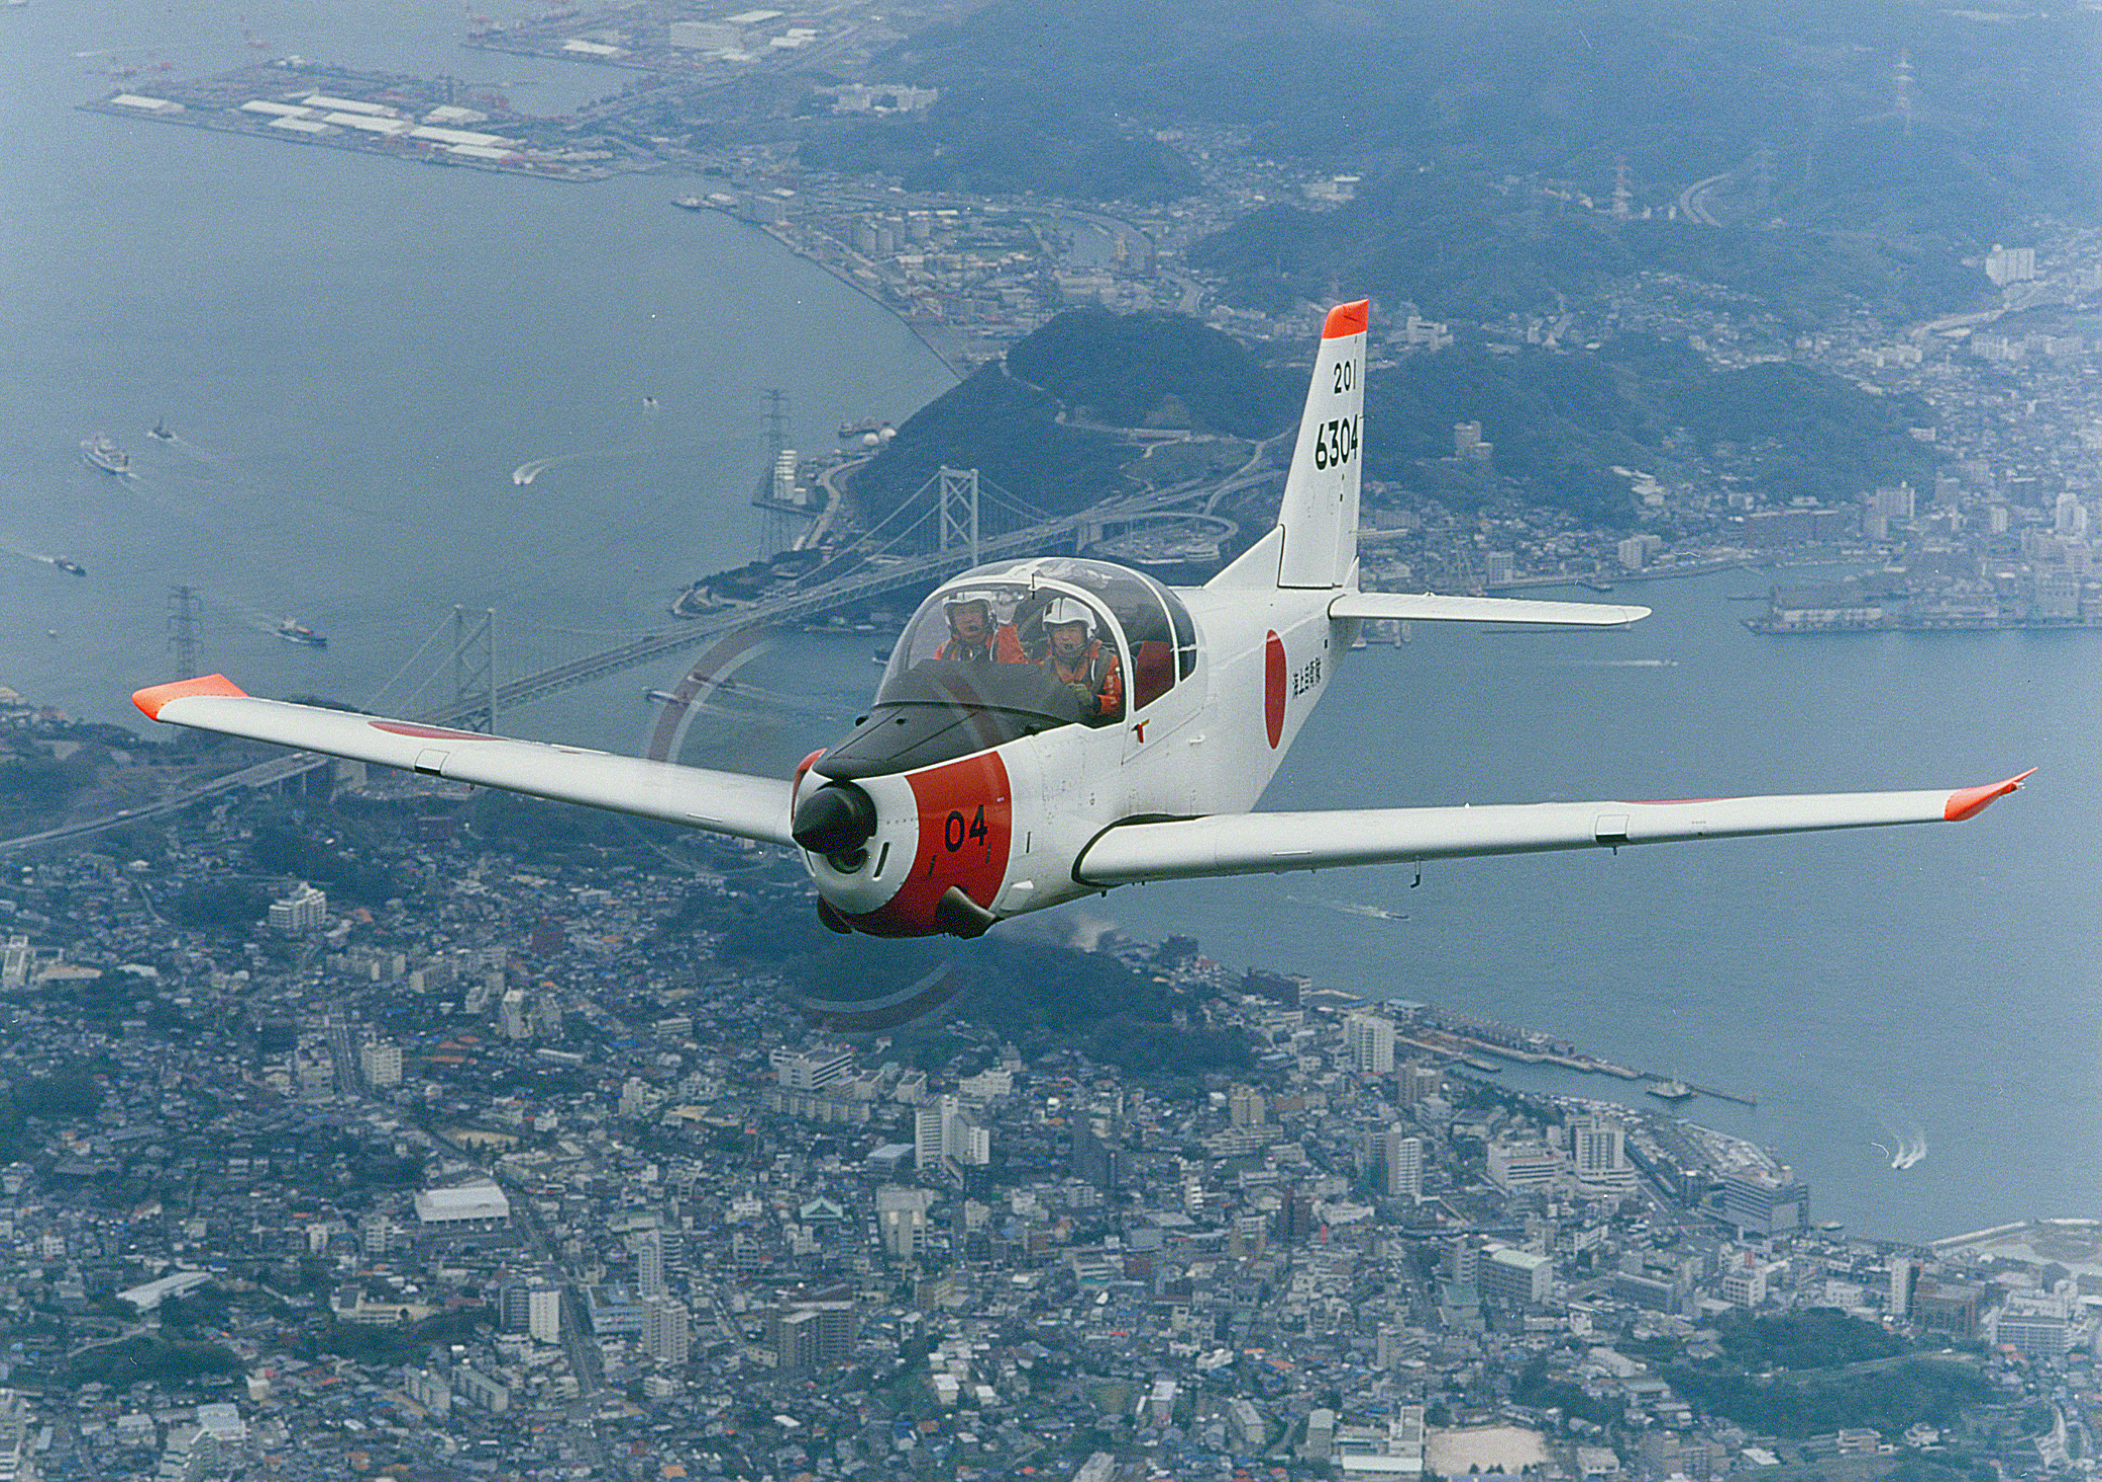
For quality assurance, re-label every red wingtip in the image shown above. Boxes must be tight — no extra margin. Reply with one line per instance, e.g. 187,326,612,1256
1944,767,2036,822
1323,299,1370,339
133,673,247,721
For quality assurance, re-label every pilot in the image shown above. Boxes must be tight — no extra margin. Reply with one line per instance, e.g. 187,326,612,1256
936,592,1025,664
1042,597,1122,722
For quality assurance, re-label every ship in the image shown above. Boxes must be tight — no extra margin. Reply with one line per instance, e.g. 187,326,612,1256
53,557,86,577
81,434,129,474
672,195,703,211
277,618,328,649
1645,1078,1694,1102
149,418,174,442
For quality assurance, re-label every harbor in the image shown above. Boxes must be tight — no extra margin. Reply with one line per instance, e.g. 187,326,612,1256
81,60,644,181
1401,1010,1761,1109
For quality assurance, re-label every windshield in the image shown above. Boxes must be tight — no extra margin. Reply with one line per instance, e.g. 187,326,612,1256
818,578,1129,779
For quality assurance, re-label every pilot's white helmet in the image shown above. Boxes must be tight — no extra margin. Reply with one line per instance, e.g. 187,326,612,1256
1042,596,1094,633
944,589,994,617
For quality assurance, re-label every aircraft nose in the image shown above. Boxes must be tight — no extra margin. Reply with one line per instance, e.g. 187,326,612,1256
792,781,878,857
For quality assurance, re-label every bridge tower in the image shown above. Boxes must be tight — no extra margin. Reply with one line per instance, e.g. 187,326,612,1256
451,606,497,733
937,466,981,566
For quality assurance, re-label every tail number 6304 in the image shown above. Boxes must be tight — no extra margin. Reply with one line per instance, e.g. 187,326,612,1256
1312,415,1359,471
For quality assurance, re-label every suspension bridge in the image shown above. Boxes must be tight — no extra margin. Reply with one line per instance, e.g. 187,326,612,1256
1,462,1257,854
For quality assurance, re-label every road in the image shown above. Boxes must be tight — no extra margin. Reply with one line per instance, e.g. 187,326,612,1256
1677,172,1729,226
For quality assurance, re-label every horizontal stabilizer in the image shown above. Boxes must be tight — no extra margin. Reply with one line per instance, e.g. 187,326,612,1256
1330,591,1650,627
132,675,797,845
1075,773,2032,885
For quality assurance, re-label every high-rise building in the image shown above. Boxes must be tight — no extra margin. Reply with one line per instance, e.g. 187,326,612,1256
1228,1084,1267,1127
1571,1114,1635,1193
529,1285,563,1344
876,1185,934,1264
643,1295,689,1365
1888,1256,1914,1318
770,1284,855,1370
1383,1128,1423,1202
1344,1013,1395,1074
915,1095,988,1170
499,986,530,1040
636,1232,666,1299
359,1040,402,1089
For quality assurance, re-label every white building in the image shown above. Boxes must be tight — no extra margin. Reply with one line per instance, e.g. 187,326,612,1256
1344,1013,1395,1074
636,1231,666,1298
1570,1114,1636,1194
915,1094,988,1169
771,1044,854,1091
413,1181,511,1232
528,1286,563,1345
1383,1128,1422,1202
268,882,327,934
643,1295,690,1366
359,1040,402,1088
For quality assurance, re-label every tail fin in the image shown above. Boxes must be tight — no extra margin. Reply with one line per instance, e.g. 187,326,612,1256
1215,300,1368,590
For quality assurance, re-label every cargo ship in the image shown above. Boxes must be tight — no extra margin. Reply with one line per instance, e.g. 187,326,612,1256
81,434,129,474
277,618,328,648
1645,1078,1694,1102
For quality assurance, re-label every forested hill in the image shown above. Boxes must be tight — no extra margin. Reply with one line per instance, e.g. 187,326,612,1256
846,309,1298,524
848,309,1934,534
805,0,2102,323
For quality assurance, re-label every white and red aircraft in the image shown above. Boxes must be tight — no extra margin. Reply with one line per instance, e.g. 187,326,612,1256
133,301,2029,939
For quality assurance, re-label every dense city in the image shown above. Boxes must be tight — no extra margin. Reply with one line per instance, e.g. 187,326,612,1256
0,758,2091,1482
33,1,2102,1478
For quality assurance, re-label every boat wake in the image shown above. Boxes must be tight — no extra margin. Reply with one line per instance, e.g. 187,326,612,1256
1562,657,1678,668
513,446,636,485
1873,1112,1928,1169
1291,894,1407,923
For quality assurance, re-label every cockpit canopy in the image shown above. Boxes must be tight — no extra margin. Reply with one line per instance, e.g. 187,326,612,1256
815,558,1199,779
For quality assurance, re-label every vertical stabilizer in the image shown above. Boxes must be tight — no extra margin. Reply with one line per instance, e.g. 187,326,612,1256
1273,300,1368,588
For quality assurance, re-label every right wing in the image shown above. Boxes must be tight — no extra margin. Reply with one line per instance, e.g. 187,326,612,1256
1074,774,2033,885
1329,591,1650,626
133,675,797,846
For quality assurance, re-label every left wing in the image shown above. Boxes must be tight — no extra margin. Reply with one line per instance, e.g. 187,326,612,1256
1074,774,2032,885
133,675,798,845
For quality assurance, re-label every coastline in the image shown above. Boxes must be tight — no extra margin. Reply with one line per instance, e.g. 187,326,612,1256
736,210,975,384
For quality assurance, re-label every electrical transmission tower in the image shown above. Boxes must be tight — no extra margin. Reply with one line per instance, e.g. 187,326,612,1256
166,585,202,679
754,388,799,556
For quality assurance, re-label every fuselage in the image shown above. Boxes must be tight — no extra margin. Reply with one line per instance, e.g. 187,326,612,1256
791,554,1345,937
